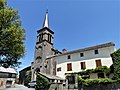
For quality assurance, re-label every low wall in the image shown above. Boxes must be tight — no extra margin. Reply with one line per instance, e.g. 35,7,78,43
78,83,120,90
49,83,65,90
0,78,15,89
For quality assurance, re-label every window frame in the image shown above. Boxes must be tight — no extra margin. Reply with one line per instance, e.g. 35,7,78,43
95,49,99,54
67,55,71,59
80,62,86,70
80,53,84,57
95,59,102,67
67,63,72,71
57,67,61,72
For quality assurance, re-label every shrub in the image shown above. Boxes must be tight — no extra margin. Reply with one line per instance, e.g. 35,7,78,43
78,76,116,86
111,49,120,80
24,71,31,86
36,73,50,90
95,66,108,72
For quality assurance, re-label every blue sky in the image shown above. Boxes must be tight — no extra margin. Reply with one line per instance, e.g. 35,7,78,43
7,0,120,71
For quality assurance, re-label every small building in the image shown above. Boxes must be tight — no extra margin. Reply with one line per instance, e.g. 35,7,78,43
19,66,31,84
0,67,17,89
39,72,65,90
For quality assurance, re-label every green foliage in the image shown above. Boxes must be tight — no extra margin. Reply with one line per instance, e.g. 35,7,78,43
0,0,25,67
24,71,31,86
78,66,110,75
78,76,116,86
95,66,108,72
36,73,50,90
66,66,111,76
0,0,6,8
111,49,120,80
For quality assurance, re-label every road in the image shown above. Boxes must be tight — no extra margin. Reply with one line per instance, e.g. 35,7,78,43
3,84,35,90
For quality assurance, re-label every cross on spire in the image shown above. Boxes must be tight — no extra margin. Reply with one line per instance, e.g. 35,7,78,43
43,9,49,28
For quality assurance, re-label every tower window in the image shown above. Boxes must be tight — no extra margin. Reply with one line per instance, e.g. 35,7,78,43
67,55,71,59
36,56,41,60
67,63,72,71
95,50,99,54
48,34,52,43
80,53,84,57
39,34,43,42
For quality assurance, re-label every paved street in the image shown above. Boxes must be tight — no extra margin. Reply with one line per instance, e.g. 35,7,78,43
3,84,35,90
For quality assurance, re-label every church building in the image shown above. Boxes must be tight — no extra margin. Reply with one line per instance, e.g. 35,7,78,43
31,10,61,81
31,10,116,82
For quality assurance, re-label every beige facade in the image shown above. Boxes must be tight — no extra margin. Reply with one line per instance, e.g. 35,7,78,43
55,42,115,79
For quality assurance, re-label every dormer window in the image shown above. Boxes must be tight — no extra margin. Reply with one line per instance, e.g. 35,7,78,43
95,50,99,54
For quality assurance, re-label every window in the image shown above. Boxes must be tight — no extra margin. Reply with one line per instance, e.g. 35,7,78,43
67,76,75,84
39,34,43,42
48,34,52,43
95,50,99,54
98,73,104,78
36,56,41,60
67,55,71,59
96,59,102,67
67,63,72,71
81,62,86,69
57,67,61,72
12,74,16,78
80,53,84,57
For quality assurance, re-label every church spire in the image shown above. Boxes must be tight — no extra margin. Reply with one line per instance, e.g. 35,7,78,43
43,9,49,28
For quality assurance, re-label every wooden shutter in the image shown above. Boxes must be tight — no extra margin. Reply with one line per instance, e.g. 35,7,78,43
67,63,72,71
96,59,102,67
81,62,86,69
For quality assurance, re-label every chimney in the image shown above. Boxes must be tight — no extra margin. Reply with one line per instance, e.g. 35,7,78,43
62,49,67,54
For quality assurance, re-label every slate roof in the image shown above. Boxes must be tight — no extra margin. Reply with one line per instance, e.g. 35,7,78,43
46,42,115,58
39,72,64,80
61,42,115,55
0,67,17,74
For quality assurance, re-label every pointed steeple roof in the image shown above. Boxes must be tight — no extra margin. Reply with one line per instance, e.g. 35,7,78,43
43,9,49,28
37,9,54,34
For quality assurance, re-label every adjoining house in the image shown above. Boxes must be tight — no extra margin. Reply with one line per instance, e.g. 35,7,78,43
19,66,31,84
0,67,17,89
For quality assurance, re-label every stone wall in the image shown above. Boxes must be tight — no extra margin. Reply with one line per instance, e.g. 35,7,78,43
49,83,65,90
78,83,120,90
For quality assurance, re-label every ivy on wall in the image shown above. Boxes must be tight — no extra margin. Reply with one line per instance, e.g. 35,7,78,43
78,76,116,86
111,49,120,80
65,66,111,77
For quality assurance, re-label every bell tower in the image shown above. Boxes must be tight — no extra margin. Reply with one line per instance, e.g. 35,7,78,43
35,10,54,61
31,10,55,80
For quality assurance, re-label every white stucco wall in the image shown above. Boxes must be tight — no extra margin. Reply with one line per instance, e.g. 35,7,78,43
56,46,115,79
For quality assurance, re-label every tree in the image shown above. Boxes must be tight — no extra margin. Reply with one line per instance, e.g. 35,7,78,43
24,71,31,86
111,49,120,80
0,0,25,68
